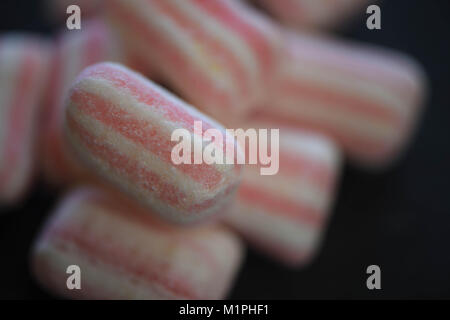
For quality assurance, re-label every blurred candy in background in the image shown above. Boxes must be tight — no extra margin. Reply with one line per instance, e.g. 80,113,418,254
40,19,124,186
0,34,50,203
0,0,449,300
32,188,243,299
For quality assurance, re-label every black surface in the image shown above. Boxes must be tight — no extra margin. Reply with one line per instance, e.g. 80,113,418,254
0,0,450,299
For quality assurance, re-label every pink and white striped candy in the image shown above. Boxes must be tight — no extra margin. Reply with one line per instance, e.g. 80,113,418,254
32,188,244,299
226,127,341,266
64,62,243,223
105,0,280,124
255,0,369,29
256,32,427,167
41,20,123,186
0,34,50,203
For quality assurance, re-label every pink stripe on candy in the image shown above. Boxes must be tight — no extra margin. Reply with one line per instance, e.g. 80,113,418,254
238,183,324,228
70,88,222,190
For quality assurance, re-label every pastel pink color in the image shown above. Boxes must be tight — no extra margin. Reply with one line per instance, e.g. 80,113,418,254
32,188,244,299
64,62,243,223
105,0,281,124
255,32,427,167
226,126,341,266
0,34,50,203
41,19,123,185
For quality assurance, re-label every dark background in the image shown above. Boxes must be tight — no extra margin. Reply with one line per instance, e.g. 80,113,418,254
0,0,449,299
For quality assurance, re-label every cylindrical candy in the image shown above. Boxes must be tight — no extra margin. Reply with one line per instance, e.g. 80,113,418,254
105,0,280,124
64,62,243,223
41,20,123,186
255,32,427,167
32,188,244,299
0,34,50,203
226,127,341,266
255,0,369,29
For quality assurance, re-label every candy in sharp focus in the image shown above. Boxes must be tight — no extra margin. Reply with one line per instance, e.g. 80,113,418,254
64,62,243,224
32,188,244,299
225,126,341,266
105,0,281,125
0,34,50,204
41,19,123,186
254,32,427,167
255,0,369,29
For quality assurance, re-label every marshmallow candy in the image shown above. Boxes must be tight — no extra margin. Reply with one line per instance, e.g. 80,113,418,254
32,188,243,299
226,127,341,266
0,35,50,203
64,62,243,223
41,20,122,185
105,0,280,124
256,32,427,167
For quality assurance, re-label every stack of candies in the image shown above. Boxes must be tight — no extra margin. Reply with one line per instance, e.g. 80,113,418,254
0,0,427,299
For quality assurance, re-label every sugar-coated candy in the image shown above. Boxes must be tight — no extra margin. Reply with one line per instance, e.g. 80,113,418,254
105,0,280,124
0,34,50,203
41,20,123,185
256,0,369,29
226,126,341,266
32,188,244,299
255,32,427,167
